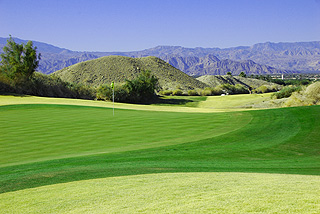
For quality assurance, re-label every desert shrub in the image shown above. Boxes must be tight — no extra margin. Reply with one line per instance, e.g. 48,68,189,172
0,72,15,93
284,91,310,107
172,89,183,96
159,90,173,96
304,81,320,102
96,85,112,100
254,85,268,94
0,71,96,99
96,85,128,102
234,84,249,94
284,82,320,107
114,86,129,102
272,85,301,99
220,84,234,94
254,85,281,94
218,84,248,95
212,85,224,95
188,90,198,96
200,88,213,96
269,84,282,92
124,70,159,103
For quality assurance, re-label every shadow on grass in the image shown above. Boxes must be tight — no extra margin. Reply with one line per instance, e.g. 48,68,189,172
151,97,194,106
140,97,195,106
0,93,32,97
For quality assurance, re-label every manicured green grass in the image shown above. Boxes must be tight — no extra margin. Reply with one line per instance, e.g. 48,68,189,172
0,104,251,167
1,172,319,213
0,95,319,213
0,103,319,194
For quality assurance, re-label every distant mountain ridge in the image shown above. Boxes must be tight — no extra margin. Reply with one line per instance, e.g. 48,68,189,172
1,37,319,74
160,55,286,76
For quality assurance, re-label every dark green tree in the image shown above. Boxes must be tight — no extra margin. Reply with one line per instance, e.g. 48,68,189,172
0,36,41,81
227,72,232,76
124,70,158,103
239,71,246,78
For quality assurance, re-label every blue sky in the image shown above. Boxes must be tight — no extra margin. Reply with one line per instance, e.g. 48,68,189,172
1,0,319,51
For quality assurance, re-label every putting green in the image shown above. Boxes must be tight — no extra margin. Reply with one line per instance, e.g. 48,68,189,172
1,172,319,213
0,104,251,167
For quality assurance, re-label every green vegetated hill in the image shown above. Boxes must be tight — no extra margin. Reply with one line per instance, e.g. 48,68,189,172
54,55,208,91
197,75,279,89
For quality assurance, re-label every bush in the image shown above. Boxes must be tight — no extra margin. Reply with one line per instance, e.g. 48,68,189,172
96,84,129,102
172,89,183,96
253,85,282,94
200,88,213,96
239,71,246,78
234,84,249,94
0,72,96,99
124,70,158,103
188,90,198,96
212,85,224,95
254,85,268,94
284,82,320,107
96,85,112,100
304,81,320,101
272,86,301,99
159,90,173,96
218,84,249,95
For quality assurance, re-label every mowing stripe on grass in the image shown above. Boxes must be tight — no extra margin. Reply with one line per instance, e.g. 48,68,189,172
0,105,319,193
0,104,251,167
0,172,319,213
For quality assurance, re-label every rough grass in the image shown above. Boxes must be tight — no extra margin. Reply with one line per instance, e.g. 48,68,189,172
198,93,274,109
1,173,319,213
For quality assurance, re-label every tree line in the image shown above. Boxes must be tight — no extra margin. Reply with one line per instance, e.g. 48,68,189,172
2,37,316,103
0,37,159,103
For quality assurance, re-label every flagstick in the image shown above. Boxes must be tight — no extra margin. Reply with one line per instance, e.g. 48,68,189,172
113,86,114,116
111,81,115,116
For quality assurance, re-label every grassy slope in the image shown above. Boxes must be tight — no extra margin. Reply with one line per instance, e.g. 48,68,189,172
197,75,279,88
0,104,251,166
1,173,319,213
0,95,319,213
0,99,319,193
53,55,208,91
198,93,273,109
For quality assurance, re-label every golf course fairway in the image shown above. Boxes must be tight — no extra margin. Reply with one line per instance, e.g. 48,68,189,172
1,173,319,213
0,95,319,213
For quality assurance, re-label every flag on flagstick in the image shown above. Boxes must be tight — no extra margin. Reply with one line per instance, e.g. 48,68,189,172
111,81,114,116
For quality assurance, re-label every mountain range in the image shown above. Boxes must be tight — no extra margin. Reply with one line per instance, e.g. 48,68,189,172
1,37,320,75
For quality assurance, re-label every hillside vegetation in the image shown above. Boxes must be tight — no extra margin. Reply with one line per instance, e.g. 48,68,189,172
197,75,279,89
54,55,208,91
